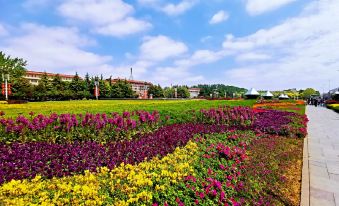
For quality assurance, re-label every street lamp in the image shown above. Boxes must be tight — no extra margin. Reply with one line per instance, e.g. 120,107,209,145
94,78,99,100
1,73,10,101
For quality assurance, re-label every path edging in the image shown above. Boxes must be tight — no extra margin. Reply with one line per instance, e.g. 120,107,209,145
300,135,310,206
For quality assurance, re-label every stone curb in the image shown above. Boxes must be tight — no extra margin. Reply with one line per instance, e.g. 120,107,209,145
300,136,310,206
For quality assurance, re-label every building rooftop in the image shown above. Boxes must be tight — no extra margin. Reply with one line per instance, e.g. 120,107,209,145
26,70,77,79
110,78,152,85
245,88,260,96
189,88,201,91
263,91,274,97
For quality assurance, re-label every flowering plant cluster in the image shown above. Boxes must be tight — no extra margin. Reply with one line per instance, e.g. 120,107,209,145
0,110,162,143
0,123,231,184
253,100,305,114
253,109,308,138
198,106,255,127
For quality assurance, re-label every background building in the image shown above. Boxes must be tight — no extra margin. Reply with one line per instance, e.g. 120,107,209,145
24,70,76,85
189,88,201,98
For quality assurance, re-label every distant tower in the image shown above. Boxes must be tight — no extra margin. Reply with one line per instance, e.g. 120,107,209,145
129,68,133,80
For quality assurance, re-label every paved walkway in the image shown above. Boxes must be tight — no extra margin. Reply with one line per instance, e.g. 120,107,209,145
306,106,339,206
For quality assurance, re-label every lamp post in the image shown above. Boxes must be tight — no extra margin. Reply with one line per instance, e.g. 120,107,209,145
94,79,99,100
1,73,10,101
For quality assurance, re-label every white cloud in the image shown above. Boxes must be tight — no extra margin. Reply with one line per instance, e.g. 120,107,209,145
162,0,198,16
236,52,270,62
246,0,296,16
138,0,198,16
0,24,8,36
209,10,229,24
140,35,188,61
58,0,151,37
148,66,204,86
223,0,339,90
176,49,226,68
0,23,116,76
95,17,151,37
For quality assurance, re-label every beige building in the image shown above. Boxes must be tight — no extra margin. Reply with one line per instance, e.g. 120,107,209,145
24,71,76,85
189,88,201,98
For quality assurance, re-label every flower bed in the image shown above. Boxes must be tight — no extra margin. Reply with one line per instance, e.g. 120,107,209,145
0,123,230,184
0,105,307,205
0,131,304,205
0,111,162,143
253,100,306,114
327,104,339,113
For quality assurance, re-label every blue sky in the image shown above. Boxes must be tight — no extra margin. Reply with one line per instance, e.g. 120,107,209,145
0,0,339,91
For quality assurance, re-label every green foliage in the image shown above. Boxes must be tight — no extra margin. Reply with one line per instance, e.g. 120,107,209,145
0,51,27,79
99,80,111,98
33,73,53,101
11,78,33,100
163,87,175,98
111,80,135,98
176,86,190,98
194,84,247,98
148,84,164,98
301,88,317,99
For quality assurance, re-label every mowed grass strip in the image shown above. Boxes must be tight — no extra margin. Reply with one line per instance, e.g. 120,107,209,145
0,99,256,117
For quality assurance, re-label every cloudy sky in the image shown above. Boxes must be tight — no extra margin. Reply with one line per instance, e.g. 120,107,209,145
0,0,339,91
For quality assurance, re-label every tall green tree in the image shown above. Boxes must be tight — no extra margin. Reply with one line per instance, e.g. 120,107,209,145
148,84,164,98
68,72,87,99
301,88,317,99
163,87,175,98
12,77,33,100
111,80,135,98
33,72,52,101
99,80,111,98
0,51,27,79
176,86,190,98
49,74,66,100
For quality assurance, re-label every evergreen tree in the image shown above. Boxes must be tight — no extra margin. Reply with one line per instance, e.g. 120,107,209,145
176,86,190,98
68,72,86,99
33,72,52,101
148,84,164,98
111,80,135,98
12,77,33,100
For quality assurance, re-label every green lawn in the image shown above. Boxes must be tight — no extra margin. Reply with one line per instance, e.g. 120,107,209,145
0,99,256,117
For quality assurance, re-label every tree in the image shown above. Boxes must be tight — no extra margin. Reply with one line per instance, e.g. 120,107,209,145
0,51,27,79
68,73,86,99
301,88,317,99
99,80,111,98
193,84,247,98
12,78,33,100
163,87,175,98
148,84,164,98
33,72,53,101
84,72,91,91
111,80,135,98
176,86,190,98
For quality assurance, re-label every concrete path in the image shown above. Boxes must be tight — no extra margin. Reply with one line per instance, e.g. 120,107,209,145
306,106,339,206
